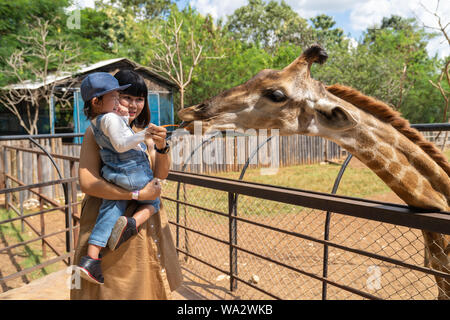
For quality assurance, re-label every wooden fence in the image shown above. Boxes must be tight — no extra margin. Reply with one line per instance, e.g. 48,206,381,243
0,134,341,200
0,139,80,201
169,134,342,173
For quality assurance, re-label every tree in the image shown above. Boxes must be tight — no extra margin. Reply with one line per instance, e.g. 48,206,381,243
225,0,313,51
144,7,224,110
0,0,71,86
108,0,174,19
0,18,79,135
310,14,344,46
418,0,449,147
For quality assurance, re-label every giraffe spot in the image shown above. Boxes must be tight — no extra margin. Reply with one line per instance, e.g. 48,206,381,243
397,152,410,166
359,150,375,161
356,132,376,149
387,162,402,176
391,185,417,205
379,131,397,146
411,155,439,178
403,170,418,190
419,185,448,211
378,145,394,160
377,169,396,184
367,159,387,171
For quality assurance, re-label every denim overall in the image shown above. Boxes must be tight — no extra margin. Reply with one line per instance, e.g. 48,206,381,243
88,114,160,248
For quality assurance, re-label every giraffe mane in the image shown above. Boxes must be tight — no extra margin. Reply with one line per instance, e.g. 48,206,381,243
326,83,450,178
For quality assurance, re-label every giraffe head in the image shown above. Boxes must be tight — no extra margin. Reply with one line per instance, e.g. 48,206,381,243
178,45,360,136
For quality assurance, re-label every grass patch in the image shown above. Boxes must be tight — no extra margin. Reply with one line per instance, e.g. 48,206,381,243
164,149,450,218
212,162,391,199
0,208,60,282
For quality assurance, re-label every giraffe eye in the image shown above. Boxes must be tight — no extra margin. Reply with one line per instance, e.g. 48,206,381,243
265,90,287,103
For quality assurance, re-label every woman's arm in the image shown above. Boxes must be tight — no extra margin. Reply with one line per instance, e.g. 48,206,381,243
79,127,161,200
146,124,171,180
150,147,171,180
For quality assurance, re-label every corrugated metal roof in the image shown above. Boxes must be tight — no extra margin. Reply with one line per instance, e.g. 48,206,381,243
2,58,177,90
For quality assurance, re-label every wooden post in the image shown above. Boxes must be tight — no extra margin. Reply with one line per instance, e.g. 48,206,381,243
16,150,24,232
4,147,10,210
37,153,46,258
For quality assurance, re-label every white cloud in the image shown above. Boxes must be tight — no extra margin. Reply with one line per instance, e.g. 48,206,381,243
191,0,449,58
189,0,245,20
74,0,95,9
73,0,448,58
287,0,360,18
348,0,449,58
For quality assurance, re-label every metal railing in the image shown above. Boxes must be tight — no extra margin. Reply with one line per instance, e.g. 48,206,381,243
163,171,450,300
1,124,450,298
0,133,82,287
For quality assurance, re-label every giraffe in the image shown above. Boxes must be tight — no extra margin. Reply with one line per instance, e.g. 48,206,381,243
178,45,450,299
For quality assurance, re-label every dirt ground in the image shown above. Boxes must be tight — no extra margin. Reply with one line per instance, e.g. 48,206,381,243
167,196,439,300
0,195,69,293
0,160,443,300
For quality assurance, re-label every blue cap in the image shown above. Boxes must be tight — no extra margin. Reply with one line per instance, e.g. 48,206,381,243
80,72,131,102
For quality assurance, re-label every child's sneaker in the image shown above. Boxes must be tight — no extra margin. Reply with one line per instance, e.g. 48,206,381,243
108,216,138,251
77,255,104,285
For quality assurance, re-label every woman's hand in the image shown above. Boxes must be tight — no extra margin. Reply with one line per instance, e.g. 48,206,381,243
138,178,162,201
146,124,167,149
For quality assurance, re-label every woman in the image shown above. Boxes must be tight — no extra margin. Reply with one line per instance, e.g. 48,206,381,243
70,70,182,299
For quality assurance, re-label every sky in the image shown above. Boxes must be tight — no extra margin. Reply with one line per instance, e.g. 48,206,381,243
77,0,449,58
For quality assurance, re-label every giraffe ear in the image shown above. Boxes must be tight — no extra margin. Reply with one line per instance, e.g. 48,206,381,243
315,105,357,131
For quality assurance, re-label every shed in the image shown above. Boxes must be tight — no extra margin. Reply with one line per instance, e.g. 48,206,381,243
0,58,178,141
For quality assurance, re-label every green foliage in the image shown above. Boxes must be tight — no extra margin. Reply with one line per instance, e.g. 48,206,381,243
225,0,313,51
109,0,174,19
0,1,446,125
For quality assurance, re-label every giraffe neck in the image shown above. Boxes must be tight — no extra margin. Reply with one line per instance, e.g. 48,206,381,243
336,119,450,211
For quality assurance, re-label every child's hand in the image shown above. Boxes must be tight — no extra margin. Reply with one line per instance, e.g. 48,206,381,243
145,124,167,150
114,105,129,117
139,178,161,200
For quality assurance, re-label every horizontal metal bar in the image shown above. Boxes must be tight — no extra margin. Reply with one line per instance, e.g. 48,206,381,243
169,220,229,245
0,133,83,141
0,226,78,254
0,177,78,195
0,202,81,225
231,274,282,300
176,247,229,275
162,196,228,218
4,175,71,213
411,123,450,131
2,145,80,162
167,171,450,235
0,252,73,283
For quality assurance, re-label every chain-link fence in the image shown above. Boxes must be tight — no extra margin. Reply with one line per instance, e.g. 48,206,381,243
162,171,450,300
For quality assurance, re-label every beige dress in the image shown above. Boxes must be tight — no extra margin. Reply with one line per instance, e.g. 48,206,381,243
70,195,183,300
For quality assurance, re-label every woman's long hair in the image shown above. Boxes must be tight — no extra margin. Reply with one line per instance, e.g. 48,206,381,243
114,69,150,128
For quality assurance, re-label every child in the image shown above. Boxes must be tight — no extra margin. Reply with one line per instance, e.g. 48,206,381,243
76,72,161,285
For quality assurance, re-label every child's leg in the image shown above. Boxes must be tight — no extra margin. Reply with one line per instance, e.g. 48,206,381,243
87,244,103,260
87,199,128,256
133,197,160,227
132,204,156,227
